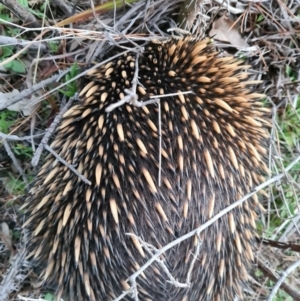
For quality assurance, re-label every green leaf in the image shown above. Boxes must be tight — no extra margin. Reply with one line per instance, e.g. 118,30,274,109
70,63,79,78
1,46,13,58
6,173,26,194
44,293,56,301
13,144,33,158
48,41,59,53
59,63,79,97
13,230,20,239
7,27,21,36
0,13,11,22
285,65,297,81
17,0,29,8
256,15,264,23
6,60,26,73
28,7,46,18
0,111,17,133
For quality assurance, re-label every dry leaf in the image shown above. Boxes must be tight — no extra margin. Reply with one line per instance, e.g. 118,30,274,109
0,89,38,116
210,15,249,48
0,222,13,251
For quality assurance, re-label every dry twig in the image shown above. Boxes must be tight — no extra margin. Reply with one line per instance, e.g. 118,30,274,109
266,258,300,301
109,155,300,301
257,257,300,300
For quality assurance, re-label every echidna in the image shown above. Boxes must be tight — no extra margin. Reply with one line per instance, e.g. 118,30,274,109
23,37,269,301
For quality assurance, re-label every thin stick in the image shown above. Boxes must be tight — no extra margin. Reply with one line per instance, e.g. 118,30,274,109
3,140,28,186
257,258,300,300
129,234,189,288
31,95,76,167
44,144,91,185
186,234,202,285
266,258,300,301
25,50,130,109
257,237,300,252
125,155,300,287
0,35,47,51
0,248,27,301
0,74,60,110
111,289,134,301
105,54,159,112
158,101,162,187
0,132,43,142
150,91,194,99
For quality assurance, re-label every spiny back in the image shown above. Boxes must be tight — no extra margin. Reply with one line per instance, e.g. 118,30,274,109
24,37,269,301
